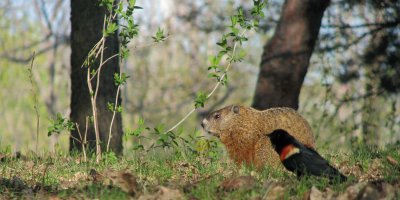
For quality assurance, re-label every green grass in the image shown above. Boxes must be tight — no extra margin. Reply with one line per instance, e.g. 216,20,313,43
0,143,399,199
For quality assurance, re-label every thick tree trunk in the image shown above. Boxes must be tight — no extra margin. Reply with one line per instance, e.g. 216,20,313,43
70,0,123,154
252,0,330,110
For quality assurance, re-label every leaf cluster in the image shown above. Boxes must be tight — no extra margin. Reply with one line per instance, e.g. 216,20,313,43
152,28,167,43
48,113,75,136
197,0,266,108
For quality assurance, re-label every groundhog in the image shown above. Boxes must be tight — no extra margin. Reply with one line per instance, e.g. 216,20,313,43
201,105,315,169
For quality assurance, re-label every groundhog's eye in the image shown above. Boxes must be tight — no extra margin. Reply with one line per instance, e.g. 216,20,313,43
214,113,221,119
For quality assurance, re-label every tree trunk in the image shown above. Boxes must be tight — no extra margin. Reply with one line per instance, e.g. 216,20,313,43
252,0,330,110
361,31,388,146
70,0,123,154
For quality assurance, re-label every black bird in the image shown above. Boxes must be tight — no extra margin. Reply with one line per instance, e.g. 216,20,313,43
267,129,347,183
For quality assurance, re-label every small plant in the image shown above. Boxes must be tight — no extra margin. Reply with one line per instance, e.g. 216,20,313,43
48,113,90,161
27,52,40,153
48,113,75,136
152,28,167,43
140,0,266,152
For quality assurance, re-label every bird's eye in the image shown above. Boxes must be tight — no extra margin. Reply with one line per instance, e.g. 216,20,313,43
214,113,220,119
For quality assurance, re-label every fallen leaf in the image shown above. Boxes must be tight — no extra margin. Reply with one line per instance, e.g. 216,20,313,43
0,153,6,161
303,186,335,200
219,176,256,192
26,160,35,170
263,179,285,200
59,172,89,189
337,182,367,200
103,169,139,196
138,186,184,200
308,186,323,200
89,169,103,183
379,182,396,199
357,184,380,200
172,161,201,184
264,185,284,200
359,159,384,182
386,156,398,166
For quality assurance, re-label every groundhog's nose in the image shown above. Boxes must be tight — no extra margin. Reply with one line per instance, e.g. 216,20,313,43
201,119,207,129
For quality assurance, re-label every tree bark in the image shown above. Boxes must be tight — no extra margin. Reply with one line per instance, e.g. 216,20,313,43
252,0,330,110
70,0,123,154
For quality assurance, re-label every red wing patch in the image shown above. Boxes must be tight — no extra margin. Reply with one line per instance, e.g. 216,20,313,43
280,144,300,161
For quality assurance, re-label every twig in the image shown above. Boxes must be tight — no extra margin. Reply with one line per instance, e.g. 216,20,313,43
87,15,108,163
131,35,172,49
321,19,400,29
165,29,247,134
75,122,87,162
28,52,40,154
107,84,121,152
41,162,50,186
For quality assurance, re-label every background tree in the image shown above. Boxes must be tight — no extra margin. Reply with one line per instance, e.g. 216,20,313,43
252,0,330,110
315,0,400,145
0,0,399,152
70,0,123,154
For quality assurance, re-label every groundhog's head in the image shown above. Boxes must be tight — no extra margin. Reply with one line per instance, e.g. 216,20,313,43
201,105,243,138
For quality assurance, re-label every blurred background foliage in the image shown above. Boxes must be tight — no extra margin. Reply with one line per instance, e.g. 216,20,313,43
0,0,399,154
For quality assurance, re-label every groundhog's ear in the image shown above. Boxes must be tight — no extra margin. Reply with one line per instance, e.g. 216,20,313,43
231,105,240,114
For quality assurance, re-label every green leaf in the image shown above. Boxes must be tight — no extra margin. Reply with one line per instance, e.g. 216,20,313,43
230,16,238,26
47,113,75,136
99,0,115,12
104,22,118,36
152,28,166,43
107,102,115,112
114,72,130,86
128,0,136,7
194,92,207,108
120,48,129,60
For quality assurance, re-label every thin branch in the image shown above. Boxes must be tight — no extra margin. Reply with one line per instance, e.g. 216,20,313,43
131,35,172,50
75,122,87,162
165,29,247,134
107,85,121,152
28,52,40,154
100,53,119,68
321,19,400,29
38,0,54,34
0,34,69,64
317,26,386,52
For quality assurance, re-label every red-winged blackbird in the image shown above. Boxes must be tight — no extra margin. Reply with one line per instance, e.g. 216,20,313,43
268,129,347,182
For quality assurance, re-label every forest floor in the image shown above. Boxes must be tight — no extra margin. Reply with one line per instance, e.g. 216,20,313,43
0,144,399,200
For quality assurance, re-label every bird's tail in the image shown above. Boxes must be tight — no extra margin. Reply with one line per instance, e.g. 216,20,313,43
325,165,347,183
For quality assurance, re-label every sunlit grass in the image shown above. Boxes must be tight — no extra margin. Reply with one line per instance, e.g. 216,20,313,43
0,143,399,199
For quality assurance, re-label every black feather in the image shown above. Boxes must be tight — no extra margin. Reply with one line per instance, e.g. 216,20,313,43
268,129,347,183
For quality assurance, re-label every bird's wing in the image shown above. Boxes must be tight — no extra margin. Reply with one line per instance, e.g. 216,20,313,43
298,148,331,176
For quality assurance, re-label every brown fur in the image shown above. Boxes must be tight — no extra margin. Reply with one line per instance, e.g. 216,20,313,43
201,105,315,169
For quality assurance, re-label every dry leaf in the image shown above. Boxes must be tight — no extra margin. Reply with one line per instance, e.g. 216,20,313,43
138,186,184,200
89,169,103,183
264,185,284,200
359,159,384,182
356,184,380,200
308,186,323,200
337,182,367,200
0,153,6,161
173,161,201,184
219,176,256,192
303,186,336,200
103,169,139,196
386,156,398,166
59,172,89,190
